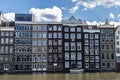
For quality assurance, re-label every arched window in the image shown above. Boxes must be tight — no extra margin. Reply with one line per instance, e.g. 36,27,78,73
111,53,114,59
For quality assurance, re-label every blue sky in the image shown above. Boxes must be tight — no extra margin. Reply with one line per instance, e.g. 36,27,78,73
1,0,120,23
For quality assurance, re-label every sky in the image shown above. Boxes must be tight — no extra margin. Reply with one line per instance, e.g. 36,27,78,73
1,0,120,26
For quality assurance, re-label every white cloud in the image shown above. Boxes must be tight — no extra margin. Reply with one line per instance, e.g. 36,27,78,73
29,6,62,22
61,7,67,10
109,13,115,19
70,0,120,13
86,20,120,27
3,12,15,21
70,3,79,13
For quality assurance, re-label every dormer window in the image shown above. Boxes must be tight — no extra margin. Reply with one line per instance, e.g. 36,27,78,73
88,26,92,30
6,22,10,27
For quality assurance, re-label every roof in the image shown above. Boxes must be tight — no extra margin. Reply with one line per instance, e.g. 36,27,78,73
100,19,114,28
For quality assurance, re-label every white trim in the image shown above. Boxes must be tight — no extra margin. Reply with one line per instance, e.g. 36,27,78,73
15,21,62,24
83,30,100,33
0,27,14,31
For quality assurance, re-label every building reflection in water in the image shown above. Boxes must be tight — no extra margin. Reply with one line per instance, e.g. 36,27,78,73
0,73,120,80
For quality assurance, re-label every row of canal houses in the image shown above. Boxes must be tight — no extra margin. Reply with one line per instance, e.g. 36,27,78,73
0,13,120,73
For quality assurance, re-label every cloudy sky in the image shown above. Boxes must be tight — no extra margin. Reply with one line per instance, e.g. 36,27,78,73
0,0,120,25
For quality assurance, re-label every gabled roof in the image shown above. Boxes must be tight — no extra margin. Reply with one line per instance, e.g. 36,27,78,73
100,19,114,28
69,16,76,21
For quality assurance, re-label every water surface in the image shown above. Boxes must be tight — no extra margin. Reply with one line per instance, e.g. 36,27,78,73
0,72,119,80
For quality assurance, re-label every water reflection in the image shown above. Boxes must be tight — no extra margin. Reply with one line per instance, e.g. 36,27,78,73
0,72,120,80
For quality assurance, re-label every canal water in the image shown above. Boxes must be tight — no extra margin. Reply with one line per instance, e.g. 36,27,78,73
0,72,119,80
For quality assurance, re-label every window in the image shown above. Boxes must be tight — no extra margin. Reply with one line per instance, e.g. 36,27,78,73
1,46,4,53
71,42,76,50
32,25,37,30
117,41,119,45
109,29,113,34
84,34,88,39
32,47,37,53
105,36,109,42
90,34,94,39
90,56,94,62
77,62,82,68
42,55,47,62
84,47,89,55
102,37,105,42
1,32,4,36
71,52,76,60
77,33,81,39
95,63,99,68
102,45,104,49
116,36,119,39
106,45,109,49
77,27,81,32
38,33,41,38
70,33,75,39
32,40,37,45
9,47,13,53
58,32,62,38
85,56,89,62
43,40,47,45
117,48,120,53
70,27,75,32
102,63,105,67
77,52,81,60
5,46,8,53
58,25,62,31
48,40,52,45
32,55,36,62
111,45,114,49
85,63,89,68
105,29,109,35
111,53,114,59
53,40,57,45
49,33,52,38
65,42,69,50
95,40,99,45
49,26,52,31
38,40,42,45
32,32,37,38
107,53,109,59
9,32,13,37
38,26,42,30
65,33,69,39
5,38,9,44
102,53,105,59
9,38,13,44
85,40,89,45
118,30,120,34
58,47,62,53
64,27,69,32
110,36,114,42
42,25,47,31
95,47,99,55
95,34,99,39
1,38,4,44
6,32,9,36
53,33,57,38
90,47,94,55
53,25,57,31
58,40,62,45
65,52,69,60
77,42,81,50
65,62,69,68
95,56,99,62
90,40,94,46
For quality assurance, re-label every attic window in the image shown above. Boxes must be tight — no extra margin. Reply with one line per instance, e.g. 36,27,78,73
6,22,10,27
88,26,92,30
